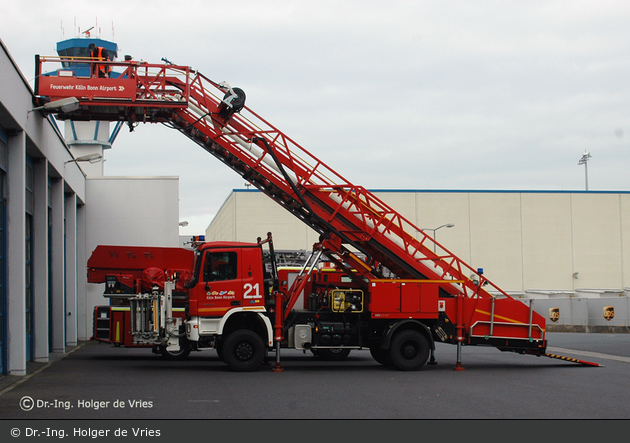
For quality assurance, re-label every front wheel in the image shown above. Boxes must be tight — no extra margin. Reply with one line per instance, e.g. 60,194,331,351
159,342,191,361
215,340,225,362
222,330,265,372
387,330,430,371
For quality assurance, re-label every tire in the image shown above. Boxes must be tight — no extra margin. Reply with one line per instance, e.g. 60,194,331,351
215,340,225,362
222,330,265,372
369,344,389,366
387,330,430,371
312,348,351,361
159,343,191,360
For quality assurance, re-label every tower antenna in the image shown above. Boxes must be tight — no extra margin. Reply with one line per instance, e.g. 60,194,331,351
82,26,94,38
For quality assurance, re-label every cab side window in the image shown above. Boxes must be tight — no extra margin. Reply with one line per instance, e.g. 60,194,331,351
203,251,238,282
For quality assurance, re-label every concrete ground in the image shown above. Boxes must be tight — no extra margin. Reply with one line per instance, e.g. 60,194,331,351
0,332,628,423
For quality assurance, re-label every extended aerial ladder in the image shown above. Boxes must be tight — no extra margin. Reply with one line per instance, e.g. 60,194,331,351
35,55,553,365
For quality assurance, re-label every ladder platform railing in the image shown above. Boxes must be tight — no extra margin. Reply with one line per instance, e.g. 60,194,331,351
37,56,512,304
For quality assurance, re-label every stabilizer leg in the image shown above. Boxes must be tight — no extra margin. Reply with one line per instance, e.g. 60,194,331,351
453,340,465,371
272,341,284,372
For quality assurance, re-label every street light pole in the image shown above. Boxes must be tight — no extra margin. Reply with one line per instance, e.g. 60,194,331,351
578,151,591,191
64,153,103,165
29,97,80,114
421,223,455,253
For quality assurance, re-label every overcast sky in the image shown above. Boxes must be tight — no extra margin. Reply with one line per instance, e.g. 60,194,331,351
3,1,630,236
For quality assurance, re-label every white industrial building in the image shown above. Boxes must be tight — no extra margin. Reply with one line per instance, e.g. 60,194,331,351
207,189,630,331
0,39,180,376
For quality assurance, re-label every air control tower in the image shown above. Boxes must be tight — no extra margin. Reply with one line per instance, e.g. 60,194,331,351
54,29,124,176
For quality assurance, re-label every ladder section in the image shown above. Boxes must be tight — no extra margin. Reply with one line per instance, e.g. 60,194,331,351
171,70,501,302
36,56,504,303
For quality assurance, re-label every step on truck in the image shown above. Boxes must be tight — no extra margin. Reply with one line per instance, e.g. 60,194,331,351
36,53,550,371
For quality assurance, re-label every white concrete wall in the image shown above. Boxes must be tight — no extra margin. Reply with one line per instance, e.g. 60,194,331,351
1,38,87,374
206,192,237,241
208,189,630,301
85,176,180,249
206,190,320,249
1,38,187,375
570,194,624,289
81,176,180,340
521,193,574,291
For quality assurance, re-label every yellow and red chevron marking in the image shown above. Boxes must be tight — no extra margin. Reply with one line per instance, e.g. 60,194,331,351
545,353,603,367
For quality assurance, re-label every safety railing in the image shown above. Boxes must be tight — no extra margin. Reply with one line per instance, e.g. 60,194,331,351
36,56,512,305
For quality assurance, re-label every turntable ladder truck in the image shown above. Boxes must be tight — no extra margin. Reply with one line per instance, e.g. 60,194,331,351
34,54,554,372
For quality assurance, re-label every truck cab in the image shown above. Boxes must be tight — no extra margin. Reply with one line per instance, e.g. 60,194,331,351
184,242,275,371
187,242,267,317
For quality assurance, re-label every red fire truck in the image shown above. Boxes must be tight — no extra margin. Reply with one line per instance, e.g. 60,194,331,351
35,54,558,372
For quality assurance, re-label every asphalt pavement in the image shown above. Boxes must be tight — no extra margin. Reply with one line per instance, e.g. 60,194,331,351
0,332,628,424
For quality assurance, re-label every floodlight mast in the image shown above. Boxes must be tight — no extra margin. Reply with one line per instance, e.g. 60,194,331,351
578,151,592,191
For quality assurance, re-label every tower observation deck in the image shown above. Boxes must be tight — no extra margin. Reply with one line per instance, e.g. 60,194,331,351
50,31,123,175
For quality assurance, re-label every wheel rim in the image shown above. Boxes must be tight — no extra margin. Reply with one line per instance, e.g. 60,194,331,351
400,341,419,360
234,341,254,362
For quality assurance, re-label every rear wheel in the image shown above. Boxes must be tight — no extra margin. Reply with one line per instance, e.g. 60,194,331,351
222,330,265,372
387,330,430,371
369,344,389,366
